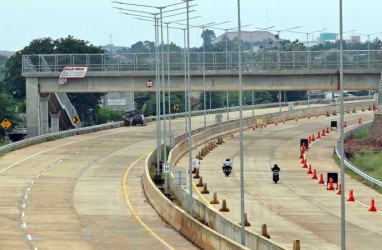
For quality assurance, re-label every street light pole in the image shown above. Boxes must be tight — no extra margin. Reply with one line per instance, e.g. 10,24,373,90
237,0,245,245
339,1,345,250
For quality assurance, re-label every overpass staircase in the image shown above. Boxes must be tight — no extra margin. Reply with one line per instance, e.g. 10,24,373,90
32,56,80,131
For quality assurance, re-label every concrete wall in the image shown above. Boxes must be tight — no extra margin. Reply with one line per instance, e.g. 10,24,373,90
143,101,373,250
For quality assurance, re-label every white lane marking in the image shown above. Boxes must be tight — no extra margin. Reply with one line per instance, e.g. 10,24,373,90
24,195,28,199
58,160,63,163
21,212,25,217
27,187,30,192
34,247,38,250
22,203,26,208
50,164,55,167
36,174,40,178
75,152,79,155
31,180,34,185
42,169,47,172
21,223,27,228
84,148,88,150
27,234,32,240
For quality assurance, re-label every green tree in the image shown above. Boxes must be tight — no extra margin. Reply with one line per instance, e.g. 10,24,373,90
0,93,17,138
201,29,216,46
3,36,105,125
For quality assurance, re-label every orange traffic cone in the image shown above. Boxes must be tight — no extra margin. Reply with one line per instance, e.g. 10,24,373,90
317,131,321,139
358,118,362,124
336,183,342,195
307,114,310,119
307,164,313,174
311,169,318,179
231,133,234,137
283,120,285,124
300,154,305,164
303,159,308,168
295,117,298,121
322,129,326,136
308,136,311,143
318,173,325,184
316,114,318,118
347,190,355,201
326,127,330,134
327,178,335,190
369,199,377,212
275,121,278,125
311,134,315,141
344,121,347,128
253,127,256,131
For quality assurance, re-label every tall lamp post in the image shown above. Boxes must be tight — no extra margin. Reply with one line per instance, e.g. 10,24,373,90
357,32,381,68
236,0,245,245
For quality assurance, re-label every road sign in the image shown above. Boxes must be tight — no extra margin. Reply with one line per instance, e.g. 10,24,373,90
163,163,170,173
1,119,12,130
146,80,153,88
72,116,80,124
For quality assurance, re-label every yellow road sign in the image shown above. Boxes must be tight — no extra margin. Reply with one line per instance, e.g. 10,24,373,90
1,119,12,130
72,116,80,124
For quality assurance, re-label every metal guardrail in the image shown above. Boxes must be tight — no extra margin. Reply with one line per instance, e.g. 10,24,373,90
0,122,122,155
335,122,382,189
22,50,382,73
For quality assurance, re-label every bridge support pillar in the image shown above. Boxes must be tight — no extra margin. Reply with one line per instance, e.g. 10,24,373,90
40,94,50,135
50,110,61,133
26,78,40,138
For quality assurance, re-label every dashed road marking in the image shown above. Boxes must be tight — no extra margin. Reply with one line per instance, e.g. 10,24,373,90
22,203,26,208
24,195,28,199
21,212,25,217
21,223,27,228
27,234,32,240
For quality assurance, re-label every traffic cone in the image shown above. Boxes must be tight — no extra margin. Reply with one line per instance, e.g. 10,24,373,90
311,169,318,179
326,127,330,134
308,136,311,143
307,114,310,119
322,129,326,136
317,131,321,139
275,121,278,126
368,199,377,212
210,192,220,204
307,164,313,174
358,118,362,124
318,173,325,184
300,154,305,164
311,134,315,141
231,132,234,137
316,114,318,118
283,120,285,124
303,159,308,168
219,199,229,212
336,183,342,195
344,121,347,128
253,126,256,131
347,190,355,202
295,117,298,121
327,178,335,190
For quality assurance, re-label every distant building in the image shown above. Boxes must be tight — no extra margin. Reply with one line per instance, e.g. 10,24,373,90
213,31,276,51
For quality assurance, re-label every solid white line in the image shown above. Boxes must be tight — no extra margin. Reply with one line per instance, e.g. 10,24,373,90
0,130,123,175
27,234,32,240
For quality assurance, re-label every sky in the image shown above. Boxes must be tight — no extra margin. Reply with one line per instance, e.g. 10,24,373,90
1,0,382,52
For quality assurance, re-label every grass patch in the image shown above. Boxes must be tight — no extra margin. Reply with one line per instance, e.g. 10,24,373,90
332,154,382,194
351,151,382,180
45,136,58,142
351,127,369,141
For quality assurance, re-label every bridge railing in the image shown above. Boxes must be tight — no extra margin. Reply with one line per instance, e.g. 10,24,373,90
22,50,382,73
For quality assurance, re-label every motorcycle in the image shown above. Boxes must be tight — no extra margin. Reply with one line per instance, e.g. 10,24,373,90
272,171,279,183
222,164,232,177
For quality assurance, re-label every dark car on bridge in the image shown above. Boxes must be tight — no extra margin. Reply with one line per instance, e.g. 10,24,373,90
131,114,146,126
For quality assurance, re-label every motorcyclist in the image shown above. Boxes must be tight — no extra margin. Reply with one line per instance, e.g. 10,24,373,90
271,163,280,173
222,158,232,172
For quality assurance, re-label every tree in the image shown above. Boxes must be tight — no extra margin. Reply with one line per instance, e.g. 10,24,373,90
201,29,216,46
3,36,105,125
0,93,17,138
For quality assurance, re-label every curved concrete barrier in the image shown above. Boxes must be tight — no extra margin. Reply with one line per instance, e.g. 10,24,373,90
143,101,373,250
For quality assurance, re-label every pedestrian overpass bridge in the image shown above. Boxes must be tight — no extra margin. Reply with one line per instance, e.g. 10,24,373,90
22,50,382,137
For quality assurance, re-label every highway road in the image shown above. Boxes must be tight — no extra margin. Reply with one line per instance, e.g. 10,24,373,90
179,110,382,249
